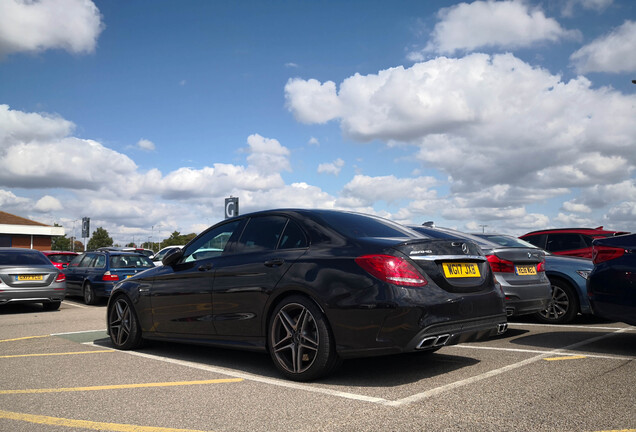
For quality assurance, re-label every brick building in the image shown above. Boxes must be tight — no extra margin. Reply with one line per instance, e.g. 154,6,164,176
0,211,65,251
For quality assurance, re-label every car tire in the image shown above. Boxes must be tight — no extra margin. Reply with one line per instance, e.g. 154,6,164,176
268,295,340,381
108,295,143,350
83,282,98,305
42,301,61,311
535,279,579,324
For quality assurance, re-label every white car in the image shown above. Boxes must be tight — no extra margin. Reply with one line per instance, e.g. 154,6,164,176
150,246,183,266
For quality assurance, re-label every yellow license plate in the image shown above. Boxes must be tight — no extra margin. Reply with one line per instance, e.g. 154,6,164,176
442,263,481,278
516,265,537,276
16,275,44,281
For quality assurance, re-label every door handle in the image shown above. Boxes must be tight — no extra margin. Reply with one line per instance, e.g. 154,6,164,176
264,259,284,267
198,263,213,271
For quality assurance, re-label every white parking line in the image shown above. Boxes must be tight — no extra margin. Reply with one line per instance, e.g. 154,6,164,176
84,326,632,407
508,322,635,331
61,301,89,309
453,344,635,361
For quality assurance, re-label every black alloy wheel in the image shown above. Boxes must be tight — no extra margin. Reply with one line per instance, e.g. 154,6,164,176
268,295,339,381
108,295,142,350
83,282,98,305
535,280,579,324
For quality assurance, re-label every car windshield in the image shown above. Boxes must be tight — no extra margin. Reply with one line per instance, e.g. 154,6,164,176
0,250,52,266
109,255,155,268
475,234,540,249
317,212,418,239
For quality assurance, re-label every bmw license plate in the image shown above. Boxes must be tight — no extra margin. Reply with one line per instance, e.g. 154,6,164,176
16,275,44,281
515,265,537,276
442,263,481,278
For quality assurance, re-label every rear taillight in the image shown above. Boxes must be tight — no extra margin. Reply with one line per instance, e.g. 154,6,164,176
537,259,545,272
355,254,428,287
101,271,119,281
593,245,625,264
55,273,66,282
486,255,515,273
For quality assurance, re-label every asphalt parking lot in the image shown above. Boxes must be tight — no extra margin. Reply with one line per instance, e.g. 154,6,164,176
1,299,634,432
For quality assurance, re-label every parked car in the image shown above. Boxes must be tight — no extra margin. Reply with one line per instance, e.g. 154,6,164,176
98,247,155,258
587,233,636,326
65,251,154,305
520,227,628,259
42,251,79,270
0,248,66,311
107,209,508,381
473,234,593,324
150,245,183,265
409,225,551,318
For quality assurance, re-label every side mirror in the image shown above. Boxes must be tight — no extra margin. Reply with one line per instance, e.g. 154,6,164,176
162,248,183,266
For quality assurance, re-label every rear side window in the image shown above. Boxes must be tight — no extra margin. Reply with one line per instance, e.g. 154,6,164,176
0,250,51,266
79,253,96,267
546,234,587,252
523,234,546,249
278,220,308,250
237,216,287,252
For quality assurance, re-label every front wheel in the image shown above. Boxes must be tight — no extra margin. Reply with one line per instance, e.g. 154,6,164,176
535,280,579,324
108,295,142,350
268,295,339,381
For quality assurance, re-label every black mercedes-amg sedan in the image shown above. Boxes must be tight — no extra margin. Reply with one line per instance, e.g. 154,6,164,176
107,209,507,381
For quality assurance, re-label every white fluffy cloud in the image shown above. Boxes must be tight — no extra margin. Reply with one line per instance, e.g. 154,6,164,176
0,0,104,58
570,20,636,74
137,139,156,151
317,158,344,176
285,54,636,203
412,0,579,57
34,195,63,212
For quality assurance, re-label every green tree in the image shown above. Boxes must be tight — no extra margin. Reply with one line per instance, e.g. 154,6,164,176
87,227,113,250
51,224,71,250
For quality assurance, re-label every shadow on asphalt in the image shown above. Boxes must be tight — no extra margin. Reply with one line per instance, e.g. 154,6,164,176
93,337,480,386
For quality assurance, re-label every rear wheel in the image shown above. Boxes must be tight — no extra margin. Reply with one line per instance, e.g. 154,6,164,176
535,280,579,324
42,301,61,311
83,282,98,305
268,295,339,381
108,295,142,350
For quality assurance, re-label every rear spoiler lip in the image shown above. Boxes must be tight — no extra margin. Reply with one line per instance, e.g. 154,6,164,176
409,254,487,262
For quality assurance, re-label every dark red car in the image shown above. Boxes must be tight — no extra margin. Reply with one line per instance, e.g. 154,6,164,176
520,227,628,259
42,251,79,270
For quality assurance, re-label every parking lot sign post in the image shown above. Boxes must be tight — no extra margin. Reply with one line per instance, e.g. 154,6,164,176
225,197,239,219
81,217,90,250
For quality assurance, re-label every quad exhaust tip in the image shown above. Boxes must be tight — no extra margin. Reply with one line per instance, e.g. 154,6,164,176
497,323,508,334
416,334,451,350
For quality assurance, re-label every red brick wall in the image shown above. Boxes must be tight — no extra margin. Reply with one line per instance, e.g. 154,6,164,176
10,235,52,251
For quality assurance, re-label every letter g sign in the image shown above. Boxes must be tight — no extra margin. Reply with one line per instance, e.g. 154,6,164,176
224,197,239,219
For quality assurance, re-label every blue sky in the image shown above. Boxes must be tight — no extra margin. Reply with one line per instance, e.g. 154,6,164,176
0,0,635,246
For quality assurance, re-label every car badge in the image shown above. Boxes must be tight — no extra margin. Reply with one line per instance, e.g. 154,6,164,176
528,252,532,258
462,243,469,254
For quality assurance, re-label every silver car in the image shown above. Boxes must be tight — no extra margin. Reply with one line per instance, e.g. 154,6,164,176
0,248,67,311
410,225,551,317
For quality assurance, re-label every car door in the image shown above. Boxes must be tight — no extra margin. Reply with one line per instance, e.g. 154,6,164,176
65,253,95,295
212,216,309,337
149,219,243,336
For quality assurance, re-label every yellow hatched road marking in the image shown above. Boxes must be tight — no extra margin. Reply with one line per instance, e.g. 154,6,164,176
544,355,587,361
0,335,50,343
0,350,114,359
0,409,212,432
0,378,243,394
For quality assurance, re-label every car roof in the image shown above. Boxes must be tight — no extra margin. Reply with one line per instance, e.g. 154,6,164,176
521,227,628,236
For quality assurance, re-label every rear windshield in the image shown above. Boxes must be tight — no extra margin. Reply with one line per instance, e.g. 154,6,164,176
0,250,52,266
109,255,154,268
47,254,77,264
317,212,418,239
476,234,540,249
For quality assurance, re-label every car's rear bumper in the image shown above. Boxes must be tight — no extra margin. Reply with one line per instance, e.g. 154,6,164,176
0,288,66,304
